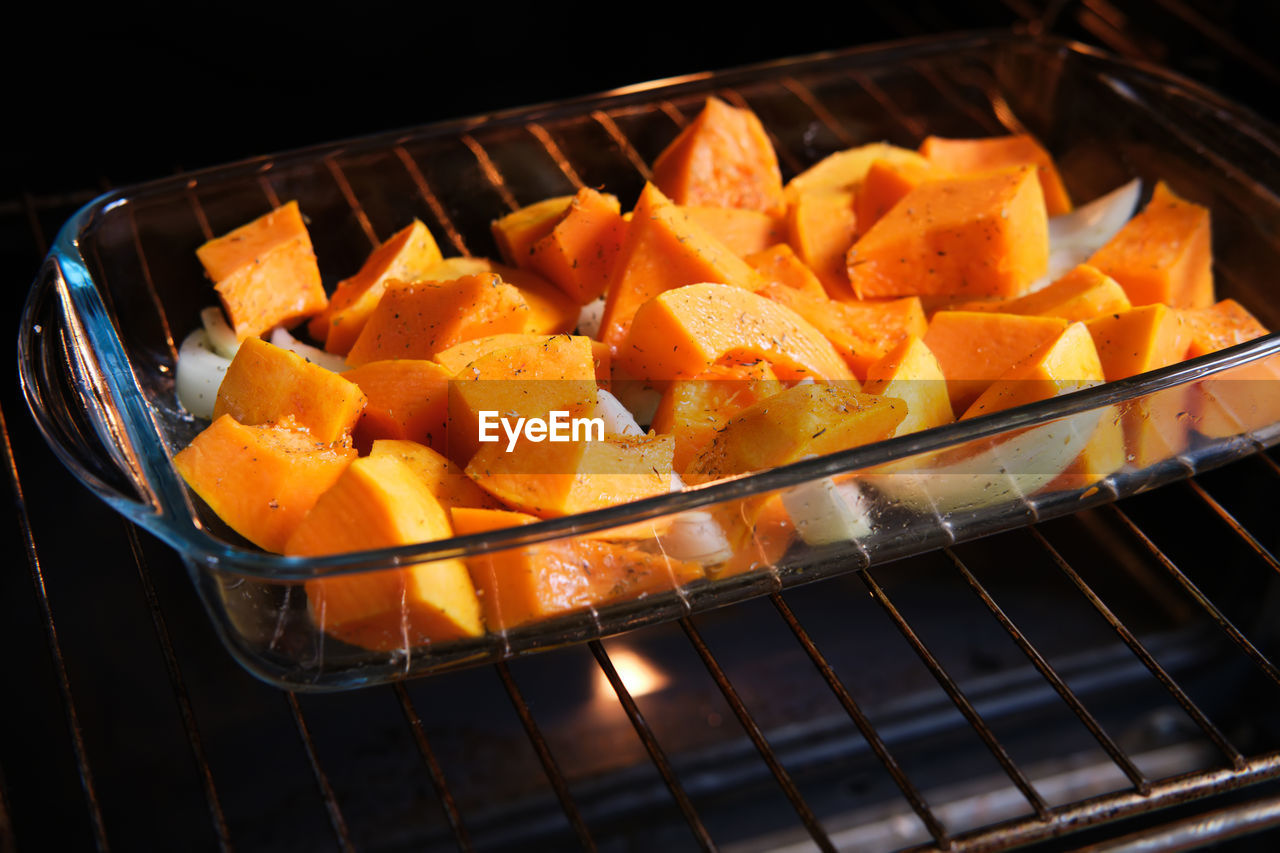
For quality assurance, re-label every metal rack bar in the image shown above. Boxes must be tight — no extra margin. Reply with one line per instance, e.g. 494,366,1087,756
392,684,474,852
1107,503,1280,688
861,568,1052,820
1075,789,1280,852
1028,526,1246,769
494,662,597,852
1185,478,1280,576
0,401,108,852
680,618,836,852
771,593,951,847
393,145,471,256
589,641,718,852
285,692,356,852
779,78,857,147
946,547,1150,794
123,526,232,850
526,123,585,190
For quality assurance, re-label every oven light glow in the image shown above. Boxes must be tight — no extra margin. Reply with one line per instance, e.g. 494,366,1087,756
596,648,668,698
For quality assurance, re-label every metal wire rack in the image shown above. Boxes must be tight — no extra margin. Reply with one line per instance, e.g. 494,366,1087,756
5,2,1280,851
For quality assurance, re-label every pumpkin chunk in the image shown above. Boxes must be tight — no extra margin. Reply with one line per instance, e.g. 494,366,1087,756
923,311,1069,412
368,439,501,510
466,433,674,519
920,134,1072,215
685,384,906,483
1180,299,1278,438
288,455,483,651
213,338,366,443
491,195,575,266
759,283,927,379
652,96,784,214
1087,181,1213,309
1084,303,1189,382
342,360,451,453
846,166,1049,300
344,273,529,367
786,189,858,298
854,157,939,232
679,205,786,258
452,507,703,631
528,188,627,304
173,415,356,553
962,322,1105,419
620,283,855,382
784,142,929,202
599,183,763,350
195,201,327,341
744,244,829,299
315,219,443,354
863,336,954,436
650,360,784,472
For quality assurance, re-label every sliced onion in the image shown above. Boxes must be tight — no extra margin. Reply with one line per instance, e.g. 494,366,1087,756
782,476,872,547
200,306,240,359
660,510,734,564
597,388,644,436
269,326,350,373
175,329,231,419
576,297,606,339
1033,178,1142,290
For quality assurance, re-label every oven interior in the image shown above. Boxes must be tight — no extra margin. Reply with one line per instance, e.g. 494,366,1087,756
4,2,1280,851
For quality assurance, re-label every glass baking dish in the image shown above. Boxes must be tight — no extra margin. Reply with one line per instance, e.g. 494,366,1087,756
18,32,1280,690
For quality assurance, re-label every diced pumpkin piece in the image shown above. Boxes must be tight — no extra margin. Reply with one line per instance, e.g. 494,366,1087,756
1048,406,1127,492
760,283,927,379
863,336,954,436
1181,298,1270,359
787,189,858,298
650,360,783,471
678,205,786,258
195,201,327,341
452,507,703,631
846,166,1049,300
1085,304,1193,467
744,243,829,299
466,433,674,519
1087,181,1214,309
784,142,930,202
491,264,579,336
685,384,906,483
448,334,600,466
1084,303,1189,382
491,195,575,266
528,188,627,304
992,264,1131,322
435,333,611,384
288,455,483,651
718,494,795,578
961,323,1105,419
652,96,785,214
920,134,1072,215
213,337,366,443
854,157,939,231
342,360,451,453
315,219,444,354
173,415,356,553
599,183,763,350
368,439,501,510
1179,299,1276,438
344,273,529,367
923,311,1069,412
620,283,855,382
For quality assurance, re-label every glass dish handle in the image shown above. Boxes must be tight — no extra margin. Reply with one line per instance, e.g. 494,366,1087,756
18,255,163,525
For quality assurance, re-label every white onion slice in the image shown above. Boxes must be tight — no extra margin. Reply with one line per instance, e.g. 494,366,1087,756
269,326,350,373
200,306,240,359
597,388,644,436
782,477,872,547
1033,178,1142,290
175,329,231,419
576,297,606,339
660,510,734,564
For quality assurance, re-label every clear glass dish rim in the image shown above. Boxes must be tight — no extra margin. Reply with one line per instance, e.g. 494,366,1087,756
18,29,1280,582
